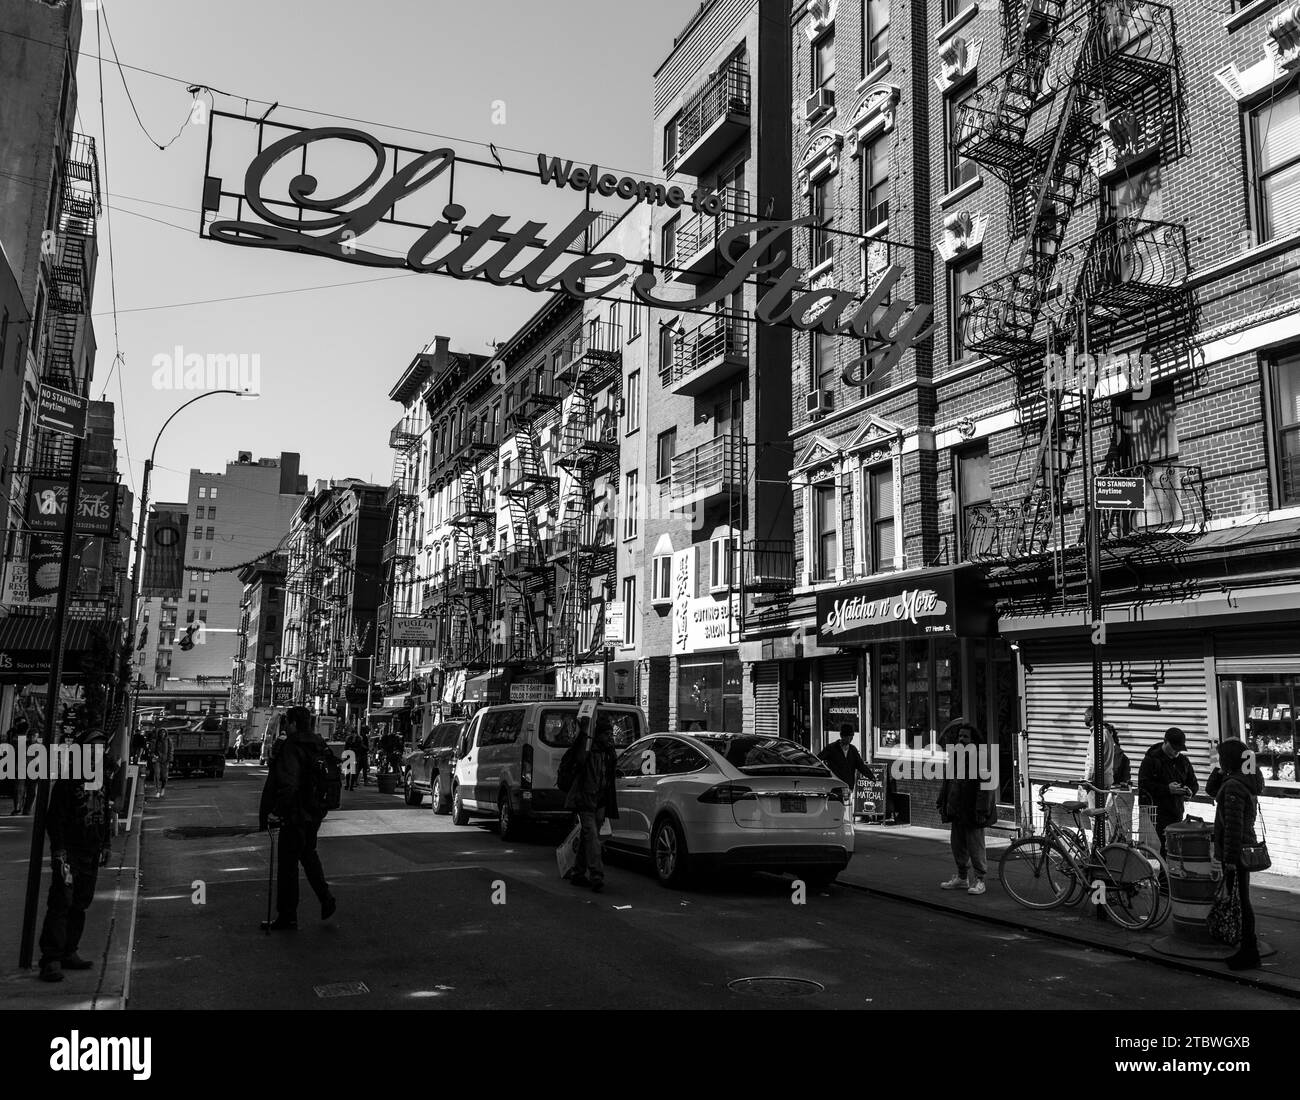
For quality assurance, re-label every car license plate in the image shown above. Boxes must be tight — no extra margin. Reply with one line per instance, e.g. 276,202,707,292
780,795,806,813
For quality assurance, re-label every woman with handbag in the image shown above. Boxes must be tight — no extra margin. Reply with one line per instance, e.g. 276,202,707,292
1211,738,1268,971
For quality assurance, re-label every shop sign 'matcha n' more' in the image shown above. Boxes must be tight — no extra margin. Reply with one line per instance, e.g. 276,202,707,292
815,568,993,646
200,119,933,387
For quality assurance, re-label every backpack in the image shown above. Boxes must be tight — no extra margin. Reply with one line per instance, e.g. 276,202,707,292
557,742,581,794
1113,744,1132,787
301,742,343,818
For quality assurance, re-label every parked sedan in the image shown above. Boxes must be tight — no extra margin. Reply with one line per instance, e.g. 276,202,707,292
607,733,854,887
403,720,464,812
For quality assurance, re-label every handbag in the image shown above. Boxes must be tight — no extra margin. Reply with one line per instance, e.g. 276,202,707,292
1240,803,1272,872
1207,874,1242,946
555,819,582,880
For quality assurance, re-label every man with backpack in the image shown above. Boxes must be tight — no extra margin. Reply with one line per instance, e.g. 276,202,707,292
559,714,620,893
258,707,339,931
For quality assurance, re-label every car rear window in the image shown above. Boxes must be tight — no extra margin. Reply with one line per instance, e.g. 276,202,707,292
540,709,642,749
696,736,830,776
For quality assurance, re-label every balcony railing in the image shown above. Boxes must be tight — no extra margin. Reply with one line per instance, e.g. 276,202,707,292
389,417,422,451
381,536,416,564
670,314,749,396
672,188,750,280
742,540,796,593
555,321,623,386
1100,462,1208,537
1074,218,1190,313
449,421,497,463
672,55,751,175
670,435,745,509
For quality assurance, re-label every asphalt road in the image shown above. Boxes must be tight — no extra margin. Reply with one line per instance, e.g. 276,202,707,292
128,768,1295,1011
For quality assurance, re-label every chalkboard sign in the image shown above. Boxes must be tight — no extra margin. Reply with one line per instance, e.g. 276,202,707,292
854,764,888,821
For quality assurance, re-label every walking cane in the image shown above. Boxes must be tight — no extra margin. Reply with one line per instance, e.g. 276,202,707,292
265,822,278,935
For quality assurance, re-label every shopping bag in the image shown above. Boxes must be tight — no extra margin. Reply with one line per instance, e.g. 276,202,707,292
556,819,582,879
1207,875,1242,946
599,816,613,837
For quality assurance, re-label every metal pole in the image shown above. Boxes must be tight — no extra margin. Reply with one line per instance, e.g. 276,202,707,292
1081,302,1107,859
19,432,84,969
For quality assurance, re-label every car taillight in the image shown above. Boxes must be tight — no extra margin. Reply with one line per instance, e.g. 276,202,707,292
827,786,850,804
521,743,533,789
698,783,756,804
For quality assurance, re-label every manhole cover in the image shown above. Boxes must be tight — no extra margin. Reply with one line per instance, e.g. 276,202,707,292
163,826,254,839
727,977,824,998
314,981,369,999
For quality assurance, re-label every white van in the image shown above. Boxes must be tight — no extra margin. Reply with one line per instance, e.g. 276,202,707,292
451,701,645,839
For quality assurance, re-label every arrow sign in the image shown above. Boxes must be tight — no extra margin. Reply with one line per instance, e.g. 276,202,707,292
1095,475,1146,510
36,383,89,439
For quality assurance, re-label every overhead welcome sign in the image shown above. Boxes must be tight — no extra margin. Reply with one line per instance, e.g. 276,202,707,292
200,117,933,386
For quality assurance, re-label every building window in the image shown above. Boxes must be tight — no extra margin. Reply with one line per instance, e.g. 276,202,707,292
656,428,677,484
1269,349,1300,505
652,554,672,603
811,174,835,267
205,550,212,561
196,506,205,520
188,589,196,602
662,218,678,270
1105,162,1163,222
658,325,677,384
709,536,732,591
955,442,990,560
867,464,896,572
866,0,890,72
624,471,639,540
1118,388,1180,527
813,31,835,94
863,132,890,230
664,116,679,168
193,549,200,560
622,576,636,645
811,331,837,400
200,589,209,603
949,251,983,362
946,83,979,192
206,527,214,540
209,488,217,499
629,297,642,340
191,571,199,581
198,487,207,499
873,639,962,754
812,481,838,581
198,610,208,622
1250,86,1300,243
626,370,641,433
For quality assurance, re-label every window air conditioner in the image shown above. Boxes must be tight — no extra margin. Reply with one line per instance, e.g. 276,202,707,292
805,88,835,120
807,389,833,416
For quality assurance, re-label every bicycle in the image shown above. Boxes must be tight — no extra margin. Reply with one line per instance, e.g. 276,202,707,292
998,782,1167,930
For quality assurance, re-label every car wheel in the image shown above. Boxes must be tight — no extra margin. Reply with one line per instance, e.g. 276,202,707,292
451,786,468,826
498,790,518,841
403,771,422,806
651,816,689,887
431,775,448,814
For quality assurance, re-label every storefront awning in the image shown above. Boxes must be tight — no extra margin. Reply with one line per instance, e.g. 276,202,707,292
464,673,508,703
815,566,993,646
0,614,122,682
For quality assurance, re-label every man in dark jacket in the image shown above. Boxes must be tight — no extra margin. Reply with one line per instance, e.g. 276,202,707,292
561,716,620,892
7,717,34,814
258,707,336,930
818,724,870,789
937,721,997,895
37,729,114,982
1209,739,1266,970
1137,726,1199,855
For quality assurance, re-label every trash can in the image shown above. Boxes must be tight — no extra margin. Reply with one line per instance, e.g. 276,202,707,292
1164,821,1218,944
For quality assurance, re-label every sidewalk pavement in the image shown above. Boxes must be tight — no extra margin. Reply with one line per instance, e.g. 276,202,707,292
0,771,147,1010
844,822,1300,998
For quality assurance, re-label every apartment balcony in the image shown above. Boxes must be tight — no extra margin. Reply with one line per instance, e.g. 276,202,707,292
554,321,623,389
509,371,562,426
668,314,749,397
446,563,492,596
384,472,419,510
504,545,549,577
741,540,796,593
448,493,493,528
670,189,750,283
670,435,745,510
448,422,497,466
389,416,422,452
1074,218,1190,316
381,536,416,565
671,55,751,177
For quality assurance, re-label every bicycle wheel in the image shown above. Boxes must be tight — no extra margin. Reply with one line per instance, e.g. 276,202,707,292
1053,830,1091,906
1132,843,1171,929
999,837,1078,909
1099,843,1162,929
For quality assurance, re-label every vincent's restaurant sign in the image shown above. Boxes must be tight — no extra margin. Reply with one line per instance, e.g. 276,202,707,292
203,125,933,385
815,569,992,645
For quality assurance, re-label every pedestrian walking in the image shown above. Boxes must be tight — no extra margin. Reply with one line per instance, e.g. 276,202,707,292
1137,726,1199,856
7,717,33,815
153,727,174,798
343,728,368,791
36,729,115,982
257,706,337,931
1082,707,1134,841
937,719,997,895
818,724,870,785
232,730,245,762
1209,739,1266,970
560,715,620,892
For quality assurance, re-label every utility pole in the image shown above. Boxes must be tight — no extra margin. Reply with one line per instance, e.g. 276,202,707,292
20,433,84,969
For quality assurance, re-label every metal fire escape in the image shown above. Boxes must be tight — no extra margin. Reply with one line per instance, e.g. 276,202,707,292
954,0,1197,595
443,426,496,670
551,323,621,669
384,415,422,666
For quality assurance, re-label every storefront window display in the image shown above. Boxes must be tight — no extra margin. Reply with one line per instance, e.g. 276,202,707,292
1218,674,1298,788
677,654,743,732
873,638,963,755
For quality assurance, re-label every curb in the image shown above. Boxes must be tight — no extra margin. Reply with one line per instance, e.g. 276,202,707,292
118,795,146,1010
838,878,1300,1001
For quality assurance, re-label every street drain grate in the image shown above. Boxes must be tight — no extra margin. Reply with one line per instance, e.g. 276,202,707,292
163,825,255,839
314,981,369,999
727,977,824,998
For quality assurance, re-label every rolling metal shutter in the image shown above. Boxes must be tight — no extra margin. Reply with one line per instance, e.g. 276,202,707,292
1023,634,1214,784
820,656,858,695
1214,627,1300,674
752,662,781,737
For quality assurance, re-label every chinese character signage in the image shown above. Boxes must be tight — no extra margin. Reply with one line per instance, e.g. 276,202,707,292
671,547,738,655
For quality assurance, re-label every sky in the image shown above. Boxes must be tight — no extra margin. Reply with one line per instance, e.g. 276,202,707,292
76,0,702,513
